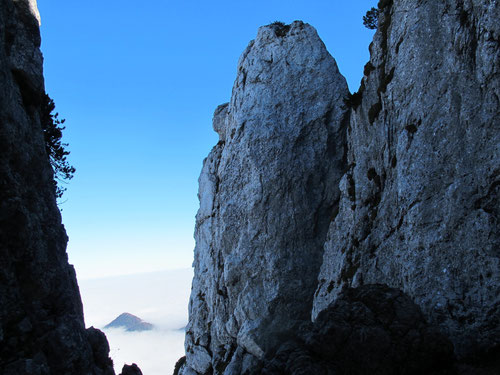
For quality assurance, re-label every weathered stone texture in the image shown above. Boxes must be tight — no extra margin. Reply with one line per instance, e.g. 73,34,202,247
255,285,455,375
314,0,500,359
0,1,115,373
182,1,499,373
183,21,349,374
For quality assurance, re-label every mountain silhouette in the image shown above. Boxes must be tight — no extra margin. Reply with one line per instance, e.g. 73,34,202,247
104,313,154,332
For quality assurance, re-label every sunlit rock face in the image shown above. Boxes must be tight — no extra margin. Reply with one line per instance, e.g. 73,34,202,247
23,0,41,25
0,0,115,373
183,1,499,373
183,21,349,374
314,0,500,359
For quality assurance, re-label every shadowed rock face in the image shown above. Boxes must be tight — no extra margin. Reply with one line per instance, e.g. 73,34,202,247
120,363,143,375
183,21,349,374
313,0,500,359
0,1,115,374
255,285,455,375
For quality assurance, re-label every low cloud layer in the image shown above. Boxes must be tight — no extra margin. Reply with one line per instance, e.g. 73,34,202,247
79,268,193,374
104,327,185,374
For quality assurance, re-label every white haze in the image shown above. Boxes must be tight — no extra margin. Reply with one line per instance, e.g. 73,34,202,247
78,268,193,375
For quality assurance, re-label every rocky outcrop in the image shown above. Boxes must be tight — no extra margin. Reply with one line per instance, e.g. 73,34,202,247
314,0,500,360
182,1,499,374
87,327,115,373
120,363,143,375
183,21,349,374
0,1,115,373
255,284,455,375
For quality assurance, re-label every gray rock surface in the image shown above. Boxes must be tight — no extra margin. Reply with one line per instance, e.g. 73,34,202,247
183,21,349,374
313,0,500,360
183,1,499,373
0,1,117,373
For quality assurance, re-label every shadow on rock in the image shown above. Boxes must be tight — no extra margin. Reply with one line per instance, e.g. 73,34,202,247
257,284,455,375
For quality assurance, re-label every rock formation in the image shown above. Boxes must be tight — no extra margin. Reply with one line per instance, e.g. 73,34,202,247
257,284,455,375
184,21,349,374
313,0,500,359
120,363,143,375
181,1,499,374
0,1,117,373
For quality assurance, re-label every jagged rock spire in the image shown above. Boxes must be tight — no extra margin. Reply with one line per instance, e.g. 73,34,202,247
182,20,349,374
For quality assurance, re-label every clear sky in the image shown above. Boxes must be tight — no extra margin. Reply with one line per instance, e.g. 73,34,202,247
37,1,376,279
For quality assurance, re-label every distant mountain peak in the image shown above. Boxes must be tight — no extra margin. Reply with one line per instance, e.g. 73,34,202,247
104,313,154,332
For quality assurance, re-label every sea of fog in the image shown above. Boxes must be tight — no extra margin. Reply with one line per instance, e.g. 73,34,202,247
79,268,193,375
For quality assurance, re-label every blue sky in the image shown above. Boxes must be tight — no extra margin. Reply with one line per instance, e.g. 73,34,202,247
38,1,376,279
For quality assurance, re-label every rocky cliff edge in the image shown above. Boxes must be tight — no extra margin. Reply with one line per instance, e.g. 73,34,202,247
181,1,499,374
0,1,115,374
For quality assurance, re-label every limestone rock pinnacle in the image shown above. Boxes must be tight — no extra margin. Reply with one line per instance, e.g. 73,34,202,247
183,20,349,374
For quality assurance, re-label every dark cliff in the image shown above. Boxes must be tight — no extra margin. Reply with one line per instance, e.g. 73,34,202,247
181,1,499,374
0,1,114,373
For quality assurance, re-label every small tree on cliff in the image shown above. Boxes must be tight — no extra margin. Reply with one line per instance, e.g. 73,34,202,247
40,93,75,199
363,7,379,29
